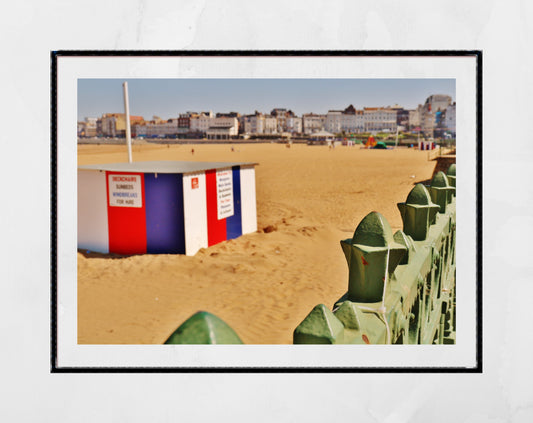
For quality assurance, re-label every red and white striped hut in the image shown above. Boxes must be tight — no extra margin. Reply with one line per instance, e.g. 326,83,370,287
418,140,436,150
78,161,257,255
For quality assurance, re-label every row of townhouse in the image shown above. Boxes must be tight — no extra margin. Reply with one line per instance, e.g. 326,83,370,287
241,109,303,136
79,113,145,138
78,95,456,140
243,114,289,135
305,105,398,135
304,105,427,135
362,107,397,133
78,111,240,139
133,118,182,138
77,117,98,137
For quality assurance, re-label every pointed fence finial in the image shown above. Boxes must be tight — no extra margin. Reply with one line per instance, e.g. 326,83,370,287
334,301,363,330
293,304,344,344
164,311,243,344
340,212,407,303
446,164,456,191
397,184,440,241
393,230,416,265
428,171,455,212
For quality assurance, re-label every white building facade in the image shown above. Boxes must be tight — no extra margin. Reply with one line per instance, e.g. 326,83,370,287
263,116,278,134
244,114,265,134
341,112,357,133
355,110,365,133
409,106,423,129
302,113,326,134
206,117,239,139
325,111,343,133
189,112,214,135
133,119,178,137
363,108,397,132
285,116,302,134
420,95,452,136
445,103,456,136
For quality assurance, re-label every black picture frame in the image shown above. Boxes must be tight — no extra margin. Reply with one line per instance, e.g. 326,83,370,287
51,50,482,373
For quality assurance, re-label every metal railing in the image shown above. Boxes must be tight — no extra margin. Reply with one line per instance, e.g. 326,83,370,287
293,164,457,344
428,146,455,161
164,164,457,345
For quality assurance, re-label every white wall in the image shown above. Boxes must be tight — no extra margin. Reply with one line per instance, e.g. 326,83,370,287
239,165,257,234
182,171,208,255
77,169,109,253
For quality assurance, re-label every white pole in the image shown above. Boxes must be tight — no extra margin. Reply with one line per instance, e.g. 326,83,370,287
123,82,133,163
394,125,399,149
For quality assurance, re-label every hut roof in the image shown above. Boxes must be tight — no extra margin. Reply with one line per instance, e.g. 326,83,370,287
78,160,257,174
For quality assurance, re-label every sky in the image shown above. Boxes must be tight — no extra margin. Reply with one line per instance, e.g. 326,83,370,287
78,79,455,121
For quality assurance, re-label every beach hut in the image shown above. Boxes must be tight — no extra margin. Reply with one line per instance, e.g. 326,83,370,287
78,161,258,255
418,140,436,150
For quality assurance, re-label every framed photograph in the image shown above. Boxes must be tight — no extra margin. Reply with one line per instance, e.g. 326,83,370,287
52,51,481,371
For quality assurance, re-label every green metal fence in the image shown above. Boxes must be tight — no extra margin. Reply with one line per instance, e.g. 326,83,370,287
165,164,456,345
293,164,456,344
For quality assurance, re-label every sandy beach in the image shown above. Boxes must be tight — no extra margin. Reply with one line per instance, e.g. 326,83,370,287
78,142,437,344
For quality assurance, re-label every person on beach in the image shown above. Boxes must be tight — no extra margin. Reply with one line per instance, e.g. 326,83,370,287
191,148,195,155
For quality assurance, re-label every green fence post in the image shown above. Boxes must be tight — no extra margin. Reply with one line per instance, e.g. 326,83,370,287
393,230,417,265
293,304,345,344
340,212,407,303
164,311,244,344
397,184,440,241
428,171,454,213
334,301,363,330
446,164,456,189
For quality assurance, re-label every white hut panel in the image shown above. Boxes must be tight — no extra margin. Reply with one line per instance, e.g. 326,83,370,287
239,165,258,234
183,171,208,256
78,169,109,253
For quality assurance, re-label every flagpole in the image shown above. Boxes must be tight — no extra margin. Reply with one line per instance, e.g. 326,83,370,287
123,82,133,163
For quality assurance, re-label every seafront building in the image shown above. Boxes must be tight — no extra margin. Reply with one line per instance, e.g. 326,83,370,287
285,115,302,134
100,113,144,138
131,112,238,139
355,110,364,132
243,113,264,135
325,105,360,134
325,110,343,133
189,111,214,134
270,108,288,132
391,105,410,129
302,113,326,135
409,106,422,130
205,117,239,140
445,102,456,137
79,94,456,140
263,116,277,134
77,117,98,138
363,107,397,133
419,94,453,137
133,118,179,138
